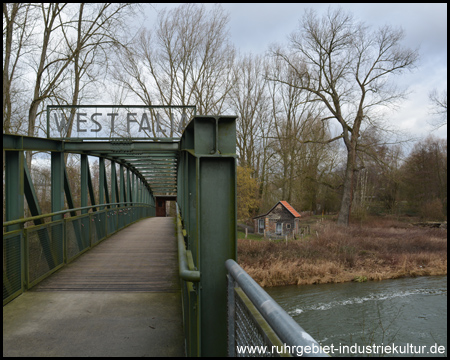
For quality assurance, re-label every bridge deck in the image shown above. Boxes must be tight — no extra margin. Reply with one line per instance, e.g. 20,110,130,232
3,217,185,357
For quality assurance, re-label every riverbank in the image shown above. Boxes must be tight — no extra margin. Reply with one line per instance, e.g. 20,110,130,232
237,219,447,287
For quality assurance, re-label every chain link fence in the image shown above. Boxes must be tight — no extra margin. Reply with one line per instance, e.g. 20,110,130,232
226,259,328,358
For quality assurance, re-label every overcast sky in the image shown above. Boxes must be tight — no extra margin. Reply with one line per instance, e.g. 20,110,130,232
147,3,447,141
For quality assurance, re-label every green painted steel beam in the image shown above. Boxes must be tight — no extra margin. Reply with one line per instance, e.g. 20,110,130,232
146,184,177,188
139,170,177,174
132,173,137,205
99,157,105,209
5,151,24,232
149,185,177,188
140,172,175,176
51,152,65,220
177,115,237,357
137,169,177,173
3,134,62,151
198,157,236,356
63,165,84,253
111,161,117,207
151,188,176,191
134,166,177,170
23,161,43,223
87,162,97,212
135,166,177,169
101,153,179,158
145,179,177,183
139,168,178,171
63,167,77,216
81,155,88,214
126,156,178,159
64,141,179,153
127,168,132,205
99,158,111,209
126,159,177,163
119,163,125,204
4,150,24,299
49,152,65,268
138,167,177,171
127,161,177,164
3,202,152,228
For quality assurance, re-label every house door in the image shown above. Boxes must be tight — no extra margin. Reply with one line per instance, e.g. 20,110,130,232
276,222,282,235
156,200,166,217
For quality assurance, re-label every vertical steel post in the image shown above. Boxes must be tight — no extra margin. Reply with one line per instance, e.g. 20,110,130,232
5,150,24,229
51,152,64,220
178,116,237,357
87,162,97,212
132,173,137,204
79,154,90,247
119,163,125,227
4,142,25,299
111,161,117,207
99,157,105,210
127,167,132,205
119,163,125,204
50,151,65,268
81,154,88,213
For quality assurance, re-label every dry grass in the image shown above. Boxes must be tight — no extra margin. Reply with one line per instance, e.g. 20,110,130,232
237,219,447,287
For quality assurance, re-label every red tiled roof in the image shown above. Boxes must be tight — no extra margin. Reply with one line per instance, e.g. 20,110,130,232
252,200,301,219
280,201,301,218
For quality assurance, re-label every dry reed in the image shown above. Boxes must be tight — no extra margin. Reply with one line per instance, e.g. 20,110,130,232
237,219,447,287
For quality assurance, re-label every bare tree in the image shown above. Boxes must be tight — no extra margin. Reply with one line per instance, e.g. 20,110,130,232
52,3,138,140
268,7,419,226
23,3,136,168
401,136,447,218
3,3,34,134
114,3,236,136
230,54,268,169
428,88,447,130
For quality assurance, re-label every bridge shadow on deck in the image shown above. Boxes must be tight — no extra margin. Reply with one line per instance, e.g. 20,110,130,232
3,217,185,357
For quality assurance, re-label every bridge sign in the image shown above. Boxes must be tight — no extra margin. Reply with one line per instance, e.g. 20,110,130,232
47,105,196,140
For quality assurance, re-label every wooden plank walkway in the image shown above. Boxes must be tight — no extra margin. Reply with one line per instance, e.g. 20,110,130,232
3,217,185,357
34,216,179,292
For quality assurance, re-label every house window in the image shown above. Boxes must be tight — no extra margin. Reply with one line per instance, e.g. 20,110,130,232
258,219,264,233
276,222,282,235
286,223,291,229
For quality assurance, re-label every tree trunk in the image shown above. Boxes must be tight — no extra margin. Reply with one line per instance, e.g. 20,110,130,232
337,142,357,226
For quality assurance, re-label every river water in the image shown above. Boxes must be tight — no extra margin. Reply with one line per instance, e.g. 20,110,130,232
266,276,447,357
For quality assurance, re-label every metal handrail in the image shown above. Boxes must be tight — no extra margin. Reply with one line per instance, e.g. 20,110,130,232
226,259,329,357
3,202,155,228
176,204,200,282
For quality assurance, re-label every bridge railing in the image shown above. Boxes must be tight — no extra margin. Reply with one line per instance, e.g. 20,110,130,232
175,206,201,357
226,259,329,357
3,202,155,305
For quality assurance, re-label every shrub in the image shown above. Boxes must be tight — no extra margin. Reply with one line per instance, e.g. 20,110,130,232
420,198,445,221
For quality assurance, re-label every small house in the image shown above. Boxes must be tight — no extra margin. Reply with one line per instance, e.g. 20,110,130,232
253,201,301,238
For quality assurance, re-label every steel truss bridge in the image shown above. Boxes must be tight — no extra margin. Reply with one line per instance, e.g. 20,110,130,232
3,112,326,357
